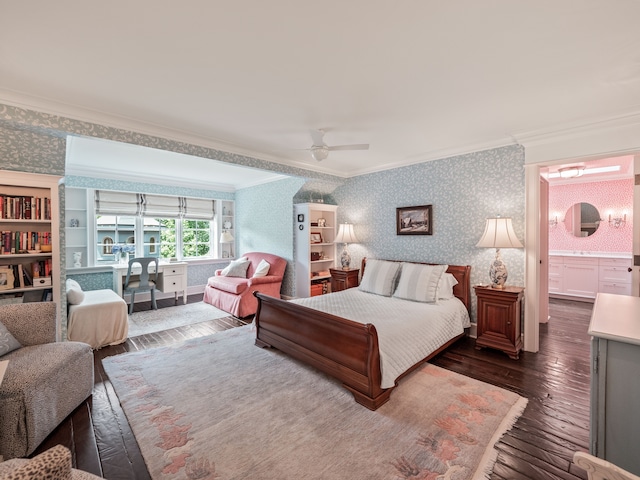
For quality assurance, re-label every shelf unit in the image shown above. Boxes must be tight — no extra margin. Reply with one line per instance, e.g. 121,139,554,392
294,203,337,297
65,187,91,269
219,200,235,259
0,170,61,327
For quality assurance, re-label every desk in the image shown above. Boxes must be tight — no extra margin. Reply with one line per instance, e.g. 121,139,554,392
112,261,188,304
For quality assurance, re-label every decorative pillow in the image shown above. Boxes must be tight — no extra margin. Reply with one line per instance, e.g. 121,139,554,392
0,320,22,357
66,278,85,305
438,273,458,300
2,444,73,479
358,259,402,297
393,263,448,303
221,259,251,278
252,259,271,278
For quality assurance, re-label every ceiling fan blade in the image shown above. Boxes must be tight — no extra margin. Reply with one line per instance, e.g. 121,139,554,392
310,129,326,146
328,144,370,151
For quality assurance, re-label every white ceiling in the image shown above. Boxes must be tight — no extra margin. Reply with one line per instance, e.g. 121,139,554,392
2,1,640,185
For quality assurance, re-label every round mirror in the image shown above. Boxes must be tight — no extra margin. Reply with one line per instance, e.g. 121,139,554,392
563,202,601,237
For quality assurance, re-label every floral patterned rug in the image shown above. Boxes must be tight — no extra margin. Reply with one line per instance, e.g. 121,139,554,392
102,325,527,480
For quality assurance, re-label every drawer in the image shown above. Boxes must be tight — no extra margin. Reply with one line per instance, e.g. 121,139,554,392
158,274,186,293
599,282,632,296
549,256,564,265
562,256,598,266
599,257,632,268
163,265,186,276
599,265,632,284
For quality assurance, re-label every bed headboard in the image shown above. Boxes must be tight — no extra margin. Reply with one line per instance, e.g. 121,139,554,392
360,258,472,313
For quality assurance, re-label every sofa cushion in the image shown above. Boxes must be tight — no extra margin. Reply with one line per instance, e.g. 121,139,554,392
0,444,72,479
220,259,251,278
207,276,249,295
252,259,271,278
66,279,85,305
0,321,22,357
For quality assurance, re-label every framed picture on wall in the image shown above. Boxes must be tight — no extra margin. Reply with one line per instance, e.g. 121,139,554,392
396,205,433,235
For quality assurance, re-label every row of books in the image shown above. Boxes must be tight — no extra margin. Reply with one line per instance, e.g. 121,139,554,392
0,259,52,289
0,288,52,305
0,231,51,254
0,195,51,220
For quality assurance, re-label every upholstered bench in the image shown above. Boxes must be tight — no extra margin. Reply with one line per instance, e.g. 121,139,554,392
66,280,128,349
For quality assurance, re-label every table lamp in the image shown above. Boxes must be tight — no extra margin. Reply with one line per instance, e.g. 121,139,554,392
334,223,359,269
476,217,523,289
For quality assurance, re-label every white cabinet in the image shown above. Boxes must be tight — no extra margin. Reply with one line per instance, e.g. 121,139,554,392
549,255,633,299
589,294,640,475
294,203,337,297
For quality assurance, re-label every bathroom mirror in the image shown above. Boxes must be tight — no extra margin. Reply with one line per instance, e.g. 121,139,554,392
563,202,601,237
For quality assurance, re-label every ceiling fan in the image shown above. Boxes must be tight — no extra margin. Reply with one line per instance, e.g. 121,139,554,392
308,129,369,161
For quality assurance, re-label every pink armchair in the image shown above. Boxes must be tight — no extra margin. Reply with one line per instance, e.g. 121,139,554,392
203,252,287,318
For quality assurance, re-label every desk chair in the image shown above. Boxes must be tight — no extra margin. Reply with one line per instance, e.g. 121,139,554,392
123,257,159,315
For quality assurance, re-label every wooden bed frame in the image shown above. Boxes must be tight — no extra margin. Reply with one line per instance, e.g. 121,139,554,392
254,259,472,410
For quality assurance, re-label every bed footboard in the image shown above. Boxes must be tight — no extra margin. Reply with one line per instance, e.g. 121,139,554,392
254,292,392,410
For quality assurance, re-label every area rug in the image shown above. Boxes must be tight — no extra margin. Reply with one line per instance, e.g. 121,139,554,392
102,326,527,480
127,302,232,337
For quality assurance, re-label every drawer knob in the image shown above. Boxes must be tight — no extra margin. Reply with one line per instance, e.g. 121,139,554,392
629,267,633,273
507,321,512,325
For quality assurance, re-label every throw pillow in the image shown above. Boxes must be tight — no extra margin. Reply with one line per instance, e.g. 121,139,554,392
252,259,271,277
66,278,85,305
393,263,448,303
2,444,73,479
221,259,251,278
0,321,22,357
438,273,458,300
358,259,402,297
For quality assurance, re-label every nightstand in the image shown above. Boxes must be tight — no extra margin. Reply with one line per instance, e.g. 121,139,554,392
330,268,359,292
474,285,524,360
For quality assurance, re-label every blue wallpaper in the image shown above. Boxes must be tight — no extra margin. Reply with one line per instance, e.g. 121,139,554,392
332,145,526,321
236,177,307,295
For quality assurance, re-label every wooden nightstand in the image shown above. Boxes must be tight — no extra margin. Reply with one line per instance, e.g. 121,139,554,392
330,268,359,292
474,285,524,360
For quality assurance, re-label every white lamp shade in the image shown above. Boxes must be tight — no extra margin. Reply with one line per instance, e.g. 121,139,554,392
219,231,234,243
335,223,359,244
476,217,523,249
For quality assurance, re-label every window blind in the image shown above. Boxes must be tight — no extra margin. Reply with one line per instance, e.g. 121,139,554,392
95,190,215,220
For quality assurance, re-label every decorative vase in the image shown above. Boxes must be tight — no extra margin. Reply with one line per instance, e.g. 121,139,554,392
340,245,351,269
489,248,508,289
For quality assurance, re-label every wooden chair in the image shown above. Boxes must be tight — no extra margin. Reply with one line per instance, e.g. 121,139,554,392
123,257,159,314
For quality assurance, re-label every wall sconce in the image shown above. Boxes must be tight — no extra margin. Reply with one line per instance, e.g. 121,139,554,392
549,214,558,228
608,211,627,228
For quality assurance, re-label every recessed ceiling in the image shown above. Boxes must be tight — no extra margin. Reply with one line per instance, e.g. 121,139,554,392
2,1,640,179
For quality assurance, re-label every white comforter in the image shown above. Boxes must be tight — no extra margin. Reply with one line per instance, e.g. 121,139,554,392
291,289,471,388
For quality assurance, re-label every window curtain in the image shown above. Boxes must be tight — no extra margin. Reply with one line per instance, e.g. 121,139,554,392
94,191,143,215
95,190,215,220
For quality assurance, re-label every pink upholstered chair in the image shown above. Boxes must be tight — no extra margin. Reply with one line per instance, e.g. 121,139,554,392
203,252,287,318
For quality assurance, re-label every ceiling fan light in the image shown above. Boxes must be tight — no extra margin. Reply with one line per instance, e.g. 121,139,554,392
310,146,329,161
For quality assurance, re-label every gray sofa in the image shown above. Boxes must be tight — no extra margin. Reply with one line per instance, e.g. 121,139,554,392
0,302,94,460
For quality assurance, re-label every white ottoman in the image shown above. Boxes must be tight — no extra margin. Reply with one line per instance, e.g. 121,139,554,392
68,289,128,348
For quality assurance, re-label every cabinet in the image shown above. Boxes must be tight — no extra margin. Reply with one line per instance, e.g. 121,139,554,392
219,200,235,259
0,171,61,323
330,268,359,292
549,255,633,299
294,203,337,297
588,293,640,475
474,285,524,360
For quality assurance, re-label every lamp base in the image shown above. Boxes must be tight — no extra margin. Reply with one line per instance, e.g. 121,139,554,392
340,245,351,269
489,248,508,289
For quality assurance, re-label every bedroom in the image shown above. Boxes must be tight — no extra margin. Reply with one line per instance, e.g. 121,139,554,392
1,1,640,479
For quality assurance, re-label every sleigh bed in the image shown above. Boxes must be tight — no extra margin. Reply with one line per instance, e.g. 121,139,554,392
254,259,471,410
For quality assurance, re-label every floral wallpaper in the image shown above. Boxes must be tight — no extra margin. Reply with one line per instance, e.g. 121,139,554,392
549,178,633,253
332,144,526,322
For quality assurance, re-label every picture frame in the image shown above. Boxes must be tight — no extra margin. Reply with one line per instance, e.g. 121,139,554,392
0,267,15,290
396,205,433,235
310,232,323,244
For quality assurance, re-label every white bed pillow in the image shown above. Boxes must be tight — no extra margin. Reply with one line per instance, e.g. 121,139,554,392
252,259,271,278
358,259,402,297
221,258,251,278
438,273,458,300
393,263,448,303
66,278,85,305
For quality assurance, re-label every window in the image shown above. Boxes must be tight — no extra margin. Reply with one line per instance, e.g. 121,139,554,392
182,219,211,258
96,216,136,263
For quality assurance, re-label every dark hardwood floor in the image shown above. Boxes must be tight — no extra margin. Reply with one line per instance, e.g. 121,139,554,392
36,296,592,479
